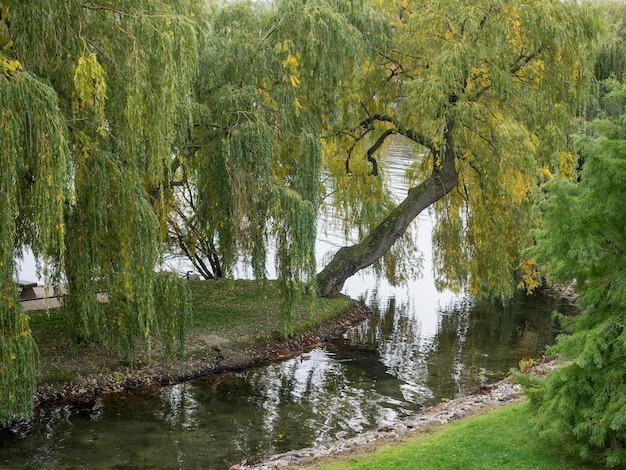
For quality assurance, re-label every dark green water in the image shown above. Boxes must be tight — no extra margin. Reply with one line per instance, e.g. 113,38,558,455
0,288,572,469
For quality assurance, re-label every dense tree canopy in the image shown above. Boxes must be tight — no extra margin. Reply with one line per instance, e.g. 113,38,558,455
167,0,366,288
0,48,69,428
529,83,626,467
0,0,605,427
0,0,366,424
1,0,201,424
317,0,601,298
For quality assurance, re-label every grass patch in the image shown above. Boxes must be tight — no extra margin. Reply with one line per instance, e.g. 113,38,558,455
27,280,355,387
43,364,76,383
306,402,602,470
188,279,353,341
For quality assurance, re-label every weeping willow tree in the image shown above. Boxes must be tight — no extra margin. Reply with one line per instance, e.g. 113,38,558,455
1,0,366,423
8,0,198,358
0,1,202,423
0,52,69,425
593,0,626,84
163,0,369,319
317,0,602,298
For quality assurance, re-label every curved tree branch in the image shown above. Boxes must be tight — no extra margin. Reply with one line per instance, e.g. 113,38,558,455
366,128,396,176
345,113,429,175
317,108,459,297
359,113,433,149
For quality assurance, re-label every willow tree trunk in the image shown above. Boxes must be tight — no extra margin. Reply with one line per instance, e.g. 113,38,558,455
316,122,458,298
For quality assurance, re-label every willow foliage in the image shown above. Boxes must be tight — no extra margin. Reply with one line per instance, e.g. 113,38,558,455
424,0,598,299
321,0,601,299
0,53,69,425
187,0,366,323
593,0,626,83
0,0,201,424
7,0,198,361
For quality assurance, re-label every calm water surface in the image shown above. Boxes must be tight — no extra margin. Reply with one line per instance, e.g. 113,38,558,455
3,138,573,469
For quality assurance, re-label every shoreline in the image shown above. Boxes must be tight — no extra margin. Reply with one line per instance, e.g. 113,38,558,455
231,361,560,470
29,280,577,409
22,281,573,469
33,301,372,407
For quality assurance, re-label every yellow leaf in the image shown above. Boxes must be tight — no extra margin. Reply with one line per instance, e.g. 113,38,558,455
517,257,540,293
0,54,23,77
559,151,576,180
540,167,553,180
282,54,298,69
7,59,21,72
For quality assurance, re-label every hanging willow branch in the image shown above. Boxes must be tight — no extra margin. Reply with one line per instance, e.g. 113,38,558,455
6,0,200,366
0,53,69,426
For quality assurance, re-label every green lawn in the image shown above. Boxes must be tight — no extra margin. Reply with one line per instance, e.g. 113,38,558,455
307,402,602,470
28,279,353,347
187,279,354,340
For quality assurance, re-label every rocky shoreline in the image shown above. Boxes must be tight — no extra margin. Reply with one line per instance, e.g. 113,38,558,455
230,361,560,470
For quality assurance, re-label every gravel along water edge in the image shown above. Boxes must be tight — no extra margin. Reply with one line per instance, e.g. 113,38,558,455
230,361,561,470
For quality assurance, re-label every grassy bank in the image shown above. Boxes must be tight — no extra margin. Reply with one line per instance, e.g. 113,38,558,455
187,279,353,340
27,279,357,401
301,402,602,470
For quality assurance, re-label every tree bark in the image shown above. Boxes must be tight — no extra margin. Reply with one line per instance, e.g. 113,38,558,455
316,119,458,298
